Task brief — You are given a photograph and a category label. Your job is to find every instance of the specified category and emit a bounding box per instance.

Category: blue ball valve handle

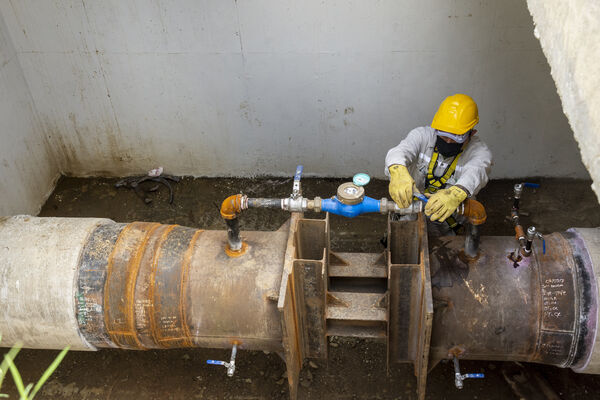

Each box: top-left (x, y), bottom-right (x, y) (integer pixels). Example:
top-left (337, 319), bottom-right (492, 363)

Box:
top-left (294, 165), bottom-right (303, 182)
top-left (463, 373), bottom-right (484, 379)
top-left (292, 165), bottom-right (303, 198)
top-left (413, 193), bottom-right (429, 204)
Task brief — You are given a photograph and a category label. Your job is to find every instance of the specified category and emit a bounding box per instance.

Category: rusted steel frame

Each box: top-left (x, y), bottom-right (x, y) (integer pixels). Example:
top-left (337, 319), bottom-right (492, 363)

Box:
top-left (415, 213), bottom-right (433, 400)
top-left (293, 217), bottom-right (328, 358)
top-left (278, 213), bottom-right (330, 399)
top-left (292, 257), bottom-right (328, 358)
top-left (385, 212), bottom-right (433, 400)
top-left (278, 213), bottom-right (303, 400)
top-left (387, 215), bottom-right (420, 364)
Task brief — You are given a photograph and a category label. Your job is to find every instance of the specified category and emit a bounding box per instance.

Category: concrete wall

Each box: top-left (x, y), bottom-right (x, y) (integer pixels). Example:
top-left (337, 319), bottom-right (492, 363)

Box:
top-left (527, 0), bottom-right (600, 200)
top-left (0, 12), bottom-right (58, 215)
top-left (0, 0), bottom-right (590, 179)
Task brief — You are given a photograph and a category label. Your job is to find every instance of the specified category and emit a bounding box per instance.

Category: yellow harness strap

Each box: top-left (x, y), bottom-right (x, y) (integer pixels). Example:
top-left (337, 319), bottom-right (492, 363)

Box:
top-left (424, 149), bottom-right (463, 194)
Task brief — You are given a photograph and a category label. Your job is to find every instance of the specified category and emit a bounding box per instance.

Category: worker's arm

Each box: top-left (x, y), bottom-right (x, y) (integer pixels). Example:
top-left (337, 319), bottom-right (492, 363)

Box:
top-left (454, 139), bottom-right (493, 197)
top-left (384, 127), bottom-right (429, 177)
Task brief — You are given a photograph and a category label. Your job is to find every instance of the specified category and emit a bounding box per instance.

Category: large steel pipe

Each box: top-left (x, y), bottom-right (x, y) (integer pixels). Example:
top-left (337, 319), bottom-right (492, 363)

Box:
top-left (429, 228), bottom-right (600, 373)
top-left (2, 214), bottom-right (600, 388)
top-left (0, 216), bottom-right (286, 352)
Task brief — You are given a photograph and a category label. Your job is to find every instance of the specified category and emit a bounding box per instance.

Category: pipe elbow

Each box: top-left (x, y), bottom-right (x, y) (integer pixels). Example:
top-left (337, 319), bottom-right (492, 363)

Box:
top-left (461, 199), bottom-right (487, 225)
top-left (220, 194), bottom-right (245, 220)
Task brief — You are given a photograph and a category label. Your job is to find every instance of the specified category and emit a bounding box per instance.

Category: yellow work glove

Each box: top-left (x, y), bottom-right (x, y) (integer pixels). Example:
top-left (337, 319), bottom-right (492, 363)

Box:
top-left (425, 186), bottom-right (467, 222)
top-left (388, 164), bottom-right (414, 208)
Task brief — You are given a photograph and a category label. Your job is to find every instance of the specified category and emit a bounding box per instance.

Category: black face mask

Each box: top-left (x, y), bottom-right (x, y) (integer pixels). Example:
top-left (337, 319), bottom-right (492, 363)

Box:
top-left (435, 136), bottom-right (463, 157)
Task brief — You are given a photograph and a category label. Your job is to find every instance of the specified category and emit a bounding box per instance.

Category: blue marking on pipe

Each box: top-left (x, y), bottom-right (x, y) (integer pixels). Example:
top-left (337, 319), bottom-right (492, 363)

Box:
top-left (207, 360), bottom-right (226, 366)
top-left (464, 373), bottom-right (484, 379)
top-left (294, 165), bottom-right (303, 181)
top-left (321, 196), bottom-right (381, 218)
top-left (523, 182), bottom-right (540, 188)
top-left (542, 239), bottom-right (546, 254)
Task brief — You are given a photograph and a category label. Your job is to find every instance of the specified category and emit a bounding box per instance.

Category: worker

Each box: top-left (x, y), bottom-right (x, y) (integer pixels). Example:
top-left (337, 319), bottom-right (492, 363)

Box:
top-left (385, 94), bottom-right (492, 235)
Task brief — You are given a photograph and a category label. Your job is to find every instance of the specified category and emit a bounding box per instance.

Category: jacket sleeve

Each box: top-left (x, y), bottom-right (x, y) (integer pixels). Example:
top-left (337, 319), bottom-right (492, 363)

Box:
top-left (384, 128), bottom-right (426, 177)
top-left (454, 141), bottom-right (493, 196)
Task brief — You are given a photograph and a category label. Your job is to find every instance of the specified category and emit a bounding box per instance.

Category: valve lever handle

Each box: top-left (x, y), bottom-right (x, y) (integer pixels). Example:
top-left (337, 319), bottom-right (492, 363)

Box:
top-left (453, 356), bottom-right (484, 389)
top-left (206, 343), bottom-right (238, 377)
top-left (292, 165), bottom-right (303, 199)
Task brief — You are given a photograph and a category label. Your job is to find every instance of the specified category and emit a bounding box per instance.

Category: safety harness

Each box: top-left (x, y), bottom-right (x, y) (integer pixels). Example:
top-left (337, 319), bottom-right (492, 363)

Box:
top-left (424, 148), bottom-right (463, 231)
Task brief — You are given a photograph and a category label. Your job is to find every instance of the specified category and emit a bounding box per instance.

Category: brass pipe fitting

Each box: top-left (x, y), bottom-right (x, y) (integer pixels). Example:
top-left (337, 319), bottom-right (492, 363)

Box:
top-left (460, 199), bottom-right (487, 225)
top-left (220, 194), bottom-right (245, 220)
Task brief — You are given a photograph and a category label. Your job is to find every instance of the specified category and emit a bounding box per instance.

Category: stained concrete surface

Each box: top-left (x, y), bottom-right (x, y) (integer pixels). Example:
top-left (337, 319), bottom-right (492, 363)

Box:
top-left (2, 176), bottom-right (600, 399)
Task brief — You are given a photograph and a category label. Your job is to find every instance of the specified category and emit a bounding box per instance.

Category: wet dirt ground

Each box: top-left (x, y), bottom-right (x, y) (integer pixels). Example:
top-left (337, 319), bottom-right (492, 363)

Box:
top-left (3, 176), bottom-right (600, 399)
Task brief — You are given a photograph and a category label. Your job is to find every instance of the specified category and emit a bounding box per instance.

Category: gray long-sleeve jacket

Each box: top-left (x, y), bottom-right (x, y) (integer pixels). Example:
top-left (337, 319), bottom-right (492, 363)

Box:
top-left (384, 126), bottom-right (492, 196)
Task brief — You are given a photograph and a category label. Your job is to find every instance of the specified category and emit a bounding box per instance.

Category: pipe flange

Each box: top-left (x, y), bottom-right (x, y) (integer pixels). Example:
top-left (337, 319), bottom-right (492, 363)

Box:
top-left (314, 197), bottom-right (322, 212)
top-left (337, 182), bottom-right (364, 205)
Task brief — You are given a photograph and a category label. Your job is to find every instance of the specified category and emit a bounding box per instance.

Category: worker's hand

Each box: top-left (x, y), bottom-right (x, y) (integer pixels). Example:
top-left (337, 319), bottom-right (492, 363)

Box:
top-left (388, 164), bottom-right (414, 208)
top-left (425, 186), bottom-right (467, 222)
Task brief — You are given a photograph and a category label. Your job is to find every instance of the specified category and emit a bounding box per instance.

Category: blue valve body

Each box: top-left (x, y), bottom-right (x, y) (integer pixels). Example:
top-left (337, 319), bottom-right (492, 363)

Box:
top-left (523, 182), bottom-right (540, 188)
top-left (321, 196), bottom-right (381, 218)
top-left (207, 360), bottom-right (226, 366)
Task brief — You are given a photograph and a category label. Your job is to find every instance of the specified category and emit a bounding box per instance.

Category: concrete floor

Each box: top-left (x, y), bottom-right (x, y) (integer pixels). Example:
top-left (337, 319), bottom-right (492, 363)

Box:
top-left (2, 176), bottom-right (600, 399)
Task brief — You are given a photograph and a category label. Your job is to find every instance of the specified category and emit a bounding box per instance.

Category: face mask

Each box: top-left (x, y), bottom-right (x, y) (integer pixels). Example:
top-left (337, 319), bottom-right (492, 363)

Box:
top-left (435, 136), bottom-right (463, 157)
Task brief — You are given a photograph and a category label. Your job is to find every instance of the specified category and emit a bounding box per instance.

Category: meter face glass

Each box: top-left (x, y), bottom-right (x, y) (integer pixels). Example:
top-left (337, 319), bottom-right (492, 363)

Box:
top-left (353, 173), bottom-right (370, 186)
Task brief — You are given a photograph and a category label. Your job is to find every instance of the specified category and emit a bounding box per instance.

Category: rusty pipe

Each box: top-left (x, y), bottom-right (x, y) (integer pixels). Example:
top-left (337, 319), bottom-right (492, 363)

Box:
top-left (429, 228), bottom-right (599, 373)
top-left (220, 195), bottom-right (248, 256)
top-left (460, 199), bottom-right (487, 226)
top-left (0, 216), bottom-right (286, 353)
top-left (220, 194), bottom-right (245, 220)
top-left (3, 215), bottom-right (600, 387)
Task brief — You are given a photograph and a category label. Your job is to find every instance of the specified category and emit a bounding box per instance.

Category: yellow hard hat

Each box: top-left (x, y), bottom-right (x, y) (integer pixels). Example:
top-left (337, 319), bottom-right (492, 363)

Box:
top-left (431, 94), bottom-right (479, 135)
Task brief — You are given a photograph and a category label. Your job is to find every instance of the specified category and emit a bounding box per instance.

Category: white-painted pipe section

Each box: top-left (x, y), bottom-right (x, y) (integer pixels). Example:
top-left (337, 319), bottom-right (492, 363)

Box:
top-left (0, 216), bottom-right (110, 350)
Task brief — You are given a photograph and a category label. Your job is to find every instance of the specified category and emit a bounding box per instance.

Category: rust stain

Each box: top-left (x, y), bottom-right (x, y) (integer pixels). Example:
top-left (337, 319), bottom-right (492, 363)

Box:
top-left (103, 223), bottom-right (131, 347)
top-left (148, 225), bottom-right (178, 347)
top-left (225, 241), bottom-right (248, 257)
top-left (179, 229), bottom-right (204, 347)
top-left (124, 222), bottom-right (161, 348)
top-left (104, 222), bottom-right (161, 349)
